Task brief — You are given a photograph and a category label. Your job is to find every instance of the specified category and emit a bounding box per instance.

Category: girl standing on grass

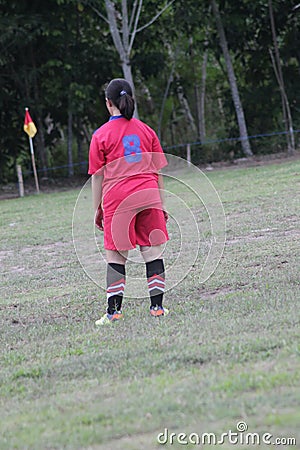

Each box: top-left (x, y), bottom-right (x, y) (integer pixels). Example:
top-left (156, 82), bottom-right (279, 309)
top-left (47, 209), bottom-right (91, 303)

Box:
top-left (88, 78), bottom-right (169, 326)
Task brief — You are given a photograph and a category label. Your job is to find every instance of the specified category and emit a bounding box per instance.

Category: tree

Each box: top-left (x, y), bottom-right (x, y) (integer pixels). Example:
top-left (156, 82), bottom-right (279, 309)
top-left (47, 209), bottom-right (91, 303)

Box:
top-left (1, 0), bottom-right (299, 182)
top-left (91, 0), bottom-right (174, 118)
top-left (268, 0), bottom-right (295, 154)
top-left (0, 0), bottom-right (113, 181)
top-left (198, 46), bottom-right (208, 143)
top-left (211, 0), bottom-right (253, 157)
top-left (0, 2), bottom-right (50, 171)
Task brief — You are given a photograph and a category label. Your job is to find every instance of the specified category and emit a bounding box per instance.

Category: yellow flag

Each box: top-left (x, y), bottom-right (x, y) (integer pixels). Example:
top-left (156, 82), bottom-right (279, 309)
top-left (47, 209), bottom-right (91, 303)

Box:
top-left (24, 108), bottom-right (37, 138)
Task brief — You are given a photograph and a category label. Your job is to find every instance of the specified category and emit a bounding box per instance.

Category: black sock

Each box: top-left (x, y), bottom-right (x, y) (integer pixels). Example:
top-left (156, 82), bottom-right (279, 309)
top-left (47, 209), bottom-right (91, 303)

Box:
top-left (146, 259), bottom-right (165, 308)
top-left (106, 263), bottom-right (126, 314)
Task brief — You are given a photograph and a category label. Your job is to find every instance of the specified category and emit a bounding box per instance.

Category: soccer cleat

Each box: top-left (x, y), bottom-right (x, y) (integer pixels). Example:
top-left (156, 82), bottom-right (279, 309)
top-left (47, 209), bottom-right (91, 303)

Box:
top-left (95, 311), bottom-right (123, 326)
top-left (150, 306), bottom-right (169, 317)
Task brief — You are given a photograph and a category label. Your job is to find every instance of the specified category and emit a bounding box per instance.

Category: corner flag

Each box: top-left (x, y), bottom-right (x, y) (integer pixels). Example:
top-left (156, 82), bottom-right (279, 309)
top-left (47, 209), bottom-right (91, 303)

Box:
top-left (24, 108), bottom-right (37, 138)
top-left (23, 107), bottom-right (40, 193)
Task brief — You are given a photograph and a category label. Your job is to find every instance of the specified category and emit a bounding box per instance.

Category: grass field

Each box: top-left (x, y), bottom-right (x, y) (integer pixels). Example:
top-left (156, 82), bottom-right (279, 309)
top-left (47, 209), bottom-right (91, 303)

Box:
top-left (0, 158), bottom-right (299, 450)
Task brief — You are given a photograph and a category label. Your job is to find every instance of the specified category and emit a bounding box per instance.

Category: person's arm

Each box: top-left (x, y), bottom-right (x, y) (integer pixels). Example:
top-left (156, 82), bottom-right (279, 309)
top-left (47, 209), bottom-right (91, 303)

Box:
top-left (92, 174), bottom-right (103, 211)
top-left (92, 174), bottom-right (104, 230)
top-left (158, 173), bottom-right (168, 221)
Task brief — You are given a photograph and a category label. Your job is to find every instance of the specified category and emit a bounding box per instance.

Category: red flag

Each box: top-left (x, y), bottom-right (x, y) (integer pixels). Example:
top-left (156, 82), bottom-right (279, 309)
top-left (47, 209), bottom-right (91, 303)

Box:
top-left (24, 108), bottom-right (37, 138)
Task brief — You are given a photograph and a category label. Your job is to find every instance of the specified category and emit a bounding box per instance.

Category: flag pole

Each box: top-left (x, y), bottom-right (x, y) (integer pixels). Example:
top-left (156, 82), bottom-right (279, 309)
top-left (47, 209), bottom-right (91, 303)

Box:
top-left (28, 134), bottom-right (40, 194)
top-left (24, 107), bottom-right (40, 194)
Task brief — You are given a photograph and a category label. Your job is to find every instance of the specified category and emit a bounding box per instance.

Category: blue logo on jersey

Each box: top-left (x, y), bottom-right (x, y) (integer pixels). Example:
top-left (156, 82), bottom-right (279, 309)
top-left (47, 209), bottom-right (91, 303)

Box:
top-left (123, 134), bottom-right (142, 163)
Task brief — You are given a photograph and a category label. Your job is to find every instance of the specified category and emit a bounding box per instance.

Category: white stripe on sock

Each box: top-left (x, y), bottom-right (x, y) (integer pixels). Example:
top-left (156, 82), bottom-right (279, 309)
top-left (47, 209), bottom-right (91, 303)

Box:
top-left (148, 279), bottom-right (165, 287)
top-left (107, 282), bottom-right (125, 292)
top-left (148, 285), bottom-right (165, 293)
top-left (107, 290), bottom-right (124, 299)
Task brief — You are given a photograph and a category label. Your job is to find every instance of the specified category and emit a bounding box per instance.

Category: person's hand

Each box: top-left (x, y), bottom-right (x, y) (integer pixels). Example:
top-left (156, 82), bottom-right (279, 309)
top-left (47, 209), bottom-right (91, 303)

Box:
top-left (163, 210), bottom-right (169, 222)
top-left (95, 205), bottom-right (104, 231)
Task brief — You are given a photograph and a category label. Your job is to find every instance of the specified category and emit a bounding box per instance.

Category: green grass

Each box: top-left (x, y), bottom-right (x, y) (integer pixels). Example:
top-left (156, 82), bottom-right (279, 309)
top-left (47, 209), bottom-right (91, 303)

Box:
top-left (0, 159), bottom-right (299, 450)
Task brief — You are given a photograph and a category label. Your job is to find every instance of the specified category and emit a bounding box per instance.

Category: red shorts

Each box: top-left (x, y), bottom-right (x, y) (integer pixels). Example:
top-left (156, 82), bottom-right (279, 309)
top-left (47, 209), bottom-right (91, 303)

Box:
top-left (103, 208), bottom-right (169, 251)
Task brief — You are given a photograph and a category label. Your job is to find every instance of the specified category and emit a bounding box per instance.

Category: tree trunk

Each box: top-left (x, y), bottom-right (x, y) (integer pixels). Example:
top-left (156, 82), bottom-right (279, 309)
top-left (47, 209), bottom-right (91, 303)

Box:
top-left (268, 0), bottom-right (295, 154)
top-left (104, 0), bottom-right (173, 121)
top-left (105, 0), bottom-right (139, 118)
top-left (171, 108), bottom-right (176, 147)
top-left (121, 59), bottom-right (139, 119)
top-left (67, 109), bottom-right (74, 177)
top-left (216, 83), bottom-right (225, 123)
top-left (34, 115), bottom-right (47, 174)
top-left (158, 68), bottom-right (174, 141)
top-left (189, 34), bottom-right (207, 144)
top-left (31, 45), bottom-right (48, 170)
top-left (76, 116), bottom-right (85, 174)
top-left (211, 0), bottom-right (253, 157)
top-left (136, 69), bottom-right (154, 112)
top-left (176, 74), bottom-right (197, 138)
top-left (198, 48), bottom-right (208, 142)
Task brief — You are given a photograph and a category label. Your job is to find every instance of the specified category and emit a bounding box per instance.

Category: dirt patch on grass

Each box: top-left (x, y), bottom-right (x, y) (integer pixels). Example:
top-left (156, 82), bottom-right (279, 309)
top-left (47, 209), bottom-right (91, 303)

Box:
top-left (20, 241), bottom-right (71, 253)
top-left (0, 249), bottom-right (14, 260)
top-left (201, 150), bottom-right (300, 171)
top-left (226, 228), bottom-right (299, 245)
top-left (0, 175), bottom-right (88, 200)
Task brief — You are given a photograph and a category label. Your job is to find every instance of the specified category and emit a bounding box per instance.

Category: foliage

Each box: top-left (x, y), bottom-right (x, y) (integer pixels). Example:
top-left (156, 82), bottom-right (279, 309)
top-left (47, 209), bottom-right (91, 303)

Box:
top-left (0, 0), bottom-right (299, 182)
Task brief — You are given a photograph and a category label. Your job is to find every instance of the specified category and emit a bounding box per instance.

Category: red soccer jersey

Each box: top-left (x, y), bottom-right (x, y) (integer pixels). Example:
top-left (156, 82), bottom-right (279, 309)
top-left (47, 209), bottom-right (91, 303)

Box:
top-left (88, 116), bottom-right (168, 216)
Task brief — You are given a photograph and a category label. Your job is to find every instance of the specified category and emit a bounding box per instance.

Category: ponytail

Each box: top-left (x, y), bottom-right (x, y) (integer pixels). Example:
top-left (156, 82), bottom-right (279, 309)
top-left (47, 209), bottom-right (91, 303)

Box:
top-left (118, 94), bottom-right (135, 120)
top-left (105, 78), bottom-right (135, 120)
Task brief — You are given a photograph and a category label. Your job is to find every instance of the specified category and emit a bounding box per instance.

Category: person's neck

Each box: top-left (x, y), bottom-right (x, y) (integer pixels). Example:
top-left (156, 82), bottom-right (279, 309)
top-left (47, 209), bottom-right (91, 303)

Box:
top-left (111, 107), bottom-right (121, 116)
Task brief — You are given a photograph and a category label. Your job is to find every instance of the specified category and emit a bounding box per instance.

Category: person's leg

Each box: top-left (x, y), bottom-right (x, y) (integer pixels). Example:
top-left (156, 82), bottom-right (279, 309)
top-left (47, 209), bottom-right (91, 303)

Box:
top-left (135, 208), bottom-right (168, 316)
top-left (96, 208), bottom-right (135, 325)
top-left (140, 245), bottom-right (166, 313)
top-left (106, 250), bottom-right (128, 265)
top-left (105, 250), bottom-right (128, 315)
top-left (140, 244), bottom-right (164, 263)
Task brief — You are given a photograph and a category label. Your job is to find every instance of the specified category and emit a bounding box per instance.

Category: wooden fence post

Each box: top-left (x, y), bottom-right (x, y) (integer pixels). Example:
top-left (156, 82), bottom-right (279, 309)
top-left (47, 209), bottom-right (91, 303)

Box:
top-left (187, 143), bottom-right (191, 166)
top-left (16, 164), bottom-right (24, 197)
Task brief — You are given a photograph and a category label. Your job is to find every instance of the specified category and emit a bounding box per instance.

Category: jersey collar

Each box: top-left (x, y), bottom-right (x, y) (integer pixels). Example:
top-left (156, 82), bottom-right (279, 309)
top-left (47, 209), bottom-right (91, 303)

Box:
top-left (109, 115), bottom-right (124, 121)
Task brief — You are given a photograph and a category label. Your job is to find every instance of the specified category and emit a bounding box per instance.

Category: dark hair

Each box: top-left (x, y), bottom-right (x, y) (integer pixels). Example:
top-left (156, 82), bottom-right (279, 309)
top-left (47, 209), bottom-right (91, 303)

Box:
top-left (105, 78), bottom-right (135, 120)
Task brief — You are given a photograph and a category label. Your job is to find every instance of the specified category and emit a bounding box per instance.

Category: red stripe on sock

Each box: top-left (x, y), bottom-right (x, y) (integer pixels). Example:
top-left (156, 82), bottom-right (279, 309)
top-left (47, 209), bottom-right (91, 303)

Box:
top-left (147, 274), bottom-right (165, 283)
top-left (107, 287), bottom-right (125, 294)
top-left (109, 278), bottom-right (125, 287)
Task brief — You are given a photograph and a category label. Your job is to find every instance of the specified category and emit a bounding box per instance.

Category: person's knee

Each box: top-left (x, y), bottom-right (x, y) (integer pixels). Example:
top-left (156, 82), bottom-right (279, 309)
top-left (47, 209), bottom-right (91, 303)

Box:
top-left (140, 245), bottom-right (163, 262)
top-left (106, 250), bottom-right (128, 264)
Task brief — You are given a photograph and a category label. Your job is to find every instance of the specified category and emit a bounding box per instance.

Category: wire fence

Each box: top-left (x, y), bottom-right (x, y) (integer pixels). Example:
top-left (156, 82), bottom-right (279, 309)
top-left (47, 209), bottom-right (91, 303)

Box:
top-left (164, 129), bottom-right (300, 151)
top-left (24, 128), bottom-right (299, 177)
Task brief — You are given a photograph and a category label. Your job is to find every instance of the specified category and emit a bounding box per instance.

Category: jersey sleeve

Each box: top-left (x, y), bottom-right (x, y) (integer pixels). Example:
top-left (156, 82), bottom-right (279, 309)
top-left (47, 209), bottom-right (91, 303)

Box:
top-left (88, 132), bottom-right (105, 175)
top-left (151, 130), bottom-right (168, 171)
